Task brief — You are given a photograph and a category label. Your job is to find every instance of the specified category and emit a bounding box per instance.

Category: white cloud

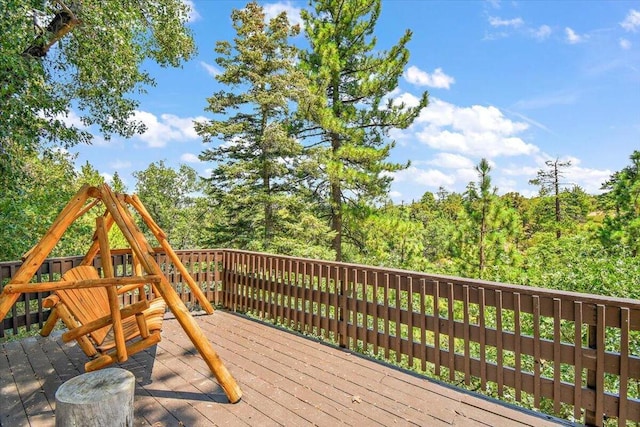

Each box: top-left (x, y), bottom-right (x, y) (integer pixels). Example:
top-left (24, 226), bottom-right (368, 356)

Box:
top-left (101, 172), bottom-right (113, 183)
top-left (389, 190), bottom-right (403, 200)
top-left (621, 9), bottom-right (640, 32)
top-left (565, 27), bottom-right (586, 44)
top-left (620, 38), bottom-right (632, 50)
top-left (263, 1), bottom-right (303, 27)
top-left (405, 66), bottom-right (455, 89)
top-left (109, 160), bottom-right (131, 169)
top-left (182, 0), bottom-right (201, 23)
top-left (52, 109), bottom-right (86, 129)
top-left (391, 92), bottom-right (421, 108)
top-left (502, 164), bottom-right (539, 177)
top-left (180, 153), bottom-right (201, 163)
top-left (393, 166), bottom-right (456, 188)
top-left (408, 98), bottom-right (538, 158)
top-left (200, 61), bottom-right (221, 77)
top-left (456, 167), bottom-right (481, 185)
top-left (133, 111), bottom-right (207, 148)
top-left (489, 16), bottom-right (524, 28)
top-left (426, 153), bottom-right (475, 169)
top-left (531, 25), bottom-right (552, 41)
top-left (566, 166), bottom-right (612, 194)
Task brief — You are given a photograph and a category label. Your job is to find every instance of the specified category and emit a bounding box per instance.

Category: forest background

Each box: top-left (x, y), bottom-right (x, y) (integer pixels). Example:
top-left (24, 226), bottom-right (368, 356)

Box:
top-left (1, 0), bottom-right (639, 301)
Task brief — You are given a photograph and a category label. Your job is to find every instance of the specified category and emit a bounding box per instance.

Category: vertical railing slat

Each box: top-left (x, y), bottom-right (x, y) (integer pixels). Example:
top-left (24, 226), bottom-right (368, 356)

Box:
top-left (322, 264), bottom-right (330, 339)
top-left (533, 295), bottom-right (541, 408)
top-left (553, 298), bottom-right (562, 414)
top-left (479, 287), bottom-right (486, 391)
top-left (574, 301), bottom-right (583, 423)
top-left (595, 304), bottom-right (605, 426)
top-left (433, 280), bottom-right (441, 377)
top-left (394, 274), bottom-right (401, 363)
top-left (463, 285), bottom-right (470, 386)
top-left (420, 278), bottom-right (427, 372)
top-left (514, 292), bottom-right (522, 402)
top-left (447, 282), bottom-right (455, 381)
top-left (619, 307), bottom-right (629, 427)
top-left (383, 273), bottom-right (390, 359)
top-left (407, 277), bottom-right (414, 369)
top-left (373, 272), bottom-right (380, 356)
top-left (496, 289), bottom-right (503, 397)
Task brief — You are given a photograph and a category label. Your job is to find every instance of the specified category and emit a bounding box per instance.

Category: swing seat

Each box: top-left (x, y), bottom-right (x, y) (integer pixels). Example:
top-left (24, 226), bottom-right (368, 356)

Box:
top-left (41, 265), bottom-right (166, 371)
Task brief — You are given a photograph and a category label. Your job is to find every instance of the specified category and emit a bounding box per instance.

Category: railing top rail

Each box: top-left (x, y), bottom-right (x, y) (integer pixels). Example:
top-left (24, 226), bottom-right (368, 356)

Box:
top-left (221, 248), bottom-right (640, 310)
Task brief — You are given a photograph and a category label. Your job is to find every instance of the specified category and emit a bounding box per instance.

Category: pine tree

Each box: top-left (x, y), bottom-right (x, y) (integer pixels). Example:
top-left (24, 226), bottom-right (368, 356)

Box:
top-left (110, 172), bottom-right (127, 193)
top-left (529, 158), bottom-right (572, 238)
top-left (299, 0), bottom-right (428, 261)
top-left (599, 150), bottom-right (640, 256)
top-left (455, 159), bottom-right (521, 280)
top-left (195, 1), bottom-right (307, 250)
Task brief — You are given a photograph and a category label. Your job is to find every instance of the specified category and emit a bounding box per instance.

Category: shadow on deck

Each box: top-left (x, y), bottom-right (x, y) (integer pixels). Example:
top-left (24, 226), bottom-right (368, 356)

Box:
top-left (0, 310), bottom-right (568, 426)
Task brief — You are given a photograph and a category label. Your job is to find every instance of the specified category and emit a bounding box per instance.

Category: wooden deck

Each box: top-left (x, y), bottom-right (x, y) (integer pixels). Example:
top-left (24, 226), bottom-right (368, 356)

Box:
top-left (1, 310), bottom-right (568, 426)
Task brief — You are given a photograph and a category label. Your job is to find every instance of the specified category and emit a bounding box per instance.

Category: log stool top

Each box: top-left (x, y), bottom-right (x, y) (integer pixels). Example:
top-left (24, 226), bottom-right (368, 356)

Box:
top-left (55, 368), bottom-right (135, 427)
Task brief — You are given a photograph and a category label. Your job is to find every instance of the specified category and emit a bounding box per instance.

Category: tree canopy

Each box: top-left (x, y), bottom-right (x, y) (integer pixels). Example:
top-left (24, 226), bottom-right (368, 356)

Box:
top-left (1, 0), bottom-right (195, 189)
top-left (195, 1), bottom-right (308, 251)
top-left (298, 0), bottom-right (428, 261)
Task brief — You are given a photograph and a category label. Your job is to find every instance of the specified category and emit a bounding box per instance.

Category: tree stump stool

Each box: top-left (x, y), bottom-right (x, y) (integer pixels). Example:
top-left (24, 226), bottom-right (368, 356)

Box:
top-left (55, 368), bottom-right (135, 427)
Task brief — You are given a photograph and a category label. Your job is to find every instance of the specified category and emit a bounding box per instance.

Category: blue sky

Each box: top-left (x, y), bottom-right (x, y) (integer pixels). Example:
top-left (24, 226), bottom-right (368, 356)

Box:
top-left (68, 0), bottom-right (640, 202)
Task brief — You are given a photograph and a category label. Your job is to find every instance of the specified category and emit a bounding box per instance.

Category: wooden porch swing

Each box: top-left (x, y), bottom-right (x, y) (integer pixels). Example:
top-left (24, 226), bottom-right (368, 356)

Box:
top-left (0, 184), bottom-right (242, 403)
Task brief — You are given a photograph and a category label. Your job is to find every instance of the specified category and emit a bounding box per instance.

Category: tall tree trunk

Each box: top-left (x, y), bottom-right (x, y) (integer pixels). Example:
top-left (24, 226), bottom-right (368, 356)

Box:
top-left (331, 132), bottom-right (342, 261)
top-left (479, 201), bottom-right (487, 279)
top-left (554, 162), bottom-right (561, 239)
top-left (330, 70), bottom-right (343, 262)
top-left (261, 110), bottom-right (273, 248)
top-left (331, 180), bottom-right (342, 261)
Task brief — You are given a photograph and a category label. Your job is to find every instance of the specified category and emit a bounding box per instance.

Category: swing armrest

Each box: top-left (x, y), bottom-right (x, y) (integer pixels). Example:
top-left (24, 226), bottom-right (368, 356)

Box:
top-left (62, 299), bottom-right (150, 343)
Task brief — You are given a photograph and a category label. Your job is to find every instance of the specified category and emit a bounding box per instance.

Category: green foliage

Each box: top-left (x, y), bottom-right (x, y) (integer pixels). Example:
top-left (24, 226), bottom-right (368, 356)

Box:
top-left (523, 233), bottom-right (640, 298)
top-left (452, 159), bottom-right (522, 280)
top-left (598, 150), bottom-right (640, 256)
top-left (0, 149), bottom-right (103, 261)
top-left (196, 1), bottom-right (309, 251)
top-left (352, 205), bottom-right (431, 272)
top-left (1, 0), bottom-right (195, 189)
top-left (529, 158), bottom-right (572, 238)
top-left (133, 161), bottom-right (205, 249)
top-left (299, 0), bottom-right (428, 260)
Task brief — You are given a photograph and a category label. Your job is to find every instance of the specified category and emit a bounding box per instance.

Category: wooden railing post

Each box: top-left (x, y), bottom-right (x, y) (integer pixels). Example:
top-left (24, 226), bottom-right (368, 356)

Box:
top-left (338, 270), bottom-right (347, 348)
top-left (585, 323), bottom-right (597, 426)
top-left (585, 305), bottom-right (605, 427)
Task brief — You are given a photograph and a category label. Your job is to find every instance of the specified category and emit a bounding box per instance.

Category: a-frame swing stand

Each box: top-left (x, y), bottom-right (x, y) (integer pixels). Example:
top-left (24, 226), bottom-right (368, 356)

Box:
top-left (0, 184), bottom-right (242, 403)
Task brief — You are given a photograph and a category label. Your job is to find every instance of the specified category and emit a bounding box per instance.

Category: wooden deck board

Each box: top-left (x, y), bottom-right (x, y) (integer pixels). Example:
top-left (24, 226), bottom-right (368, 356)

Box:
top-left (0, 310), bottom-right (568, 426)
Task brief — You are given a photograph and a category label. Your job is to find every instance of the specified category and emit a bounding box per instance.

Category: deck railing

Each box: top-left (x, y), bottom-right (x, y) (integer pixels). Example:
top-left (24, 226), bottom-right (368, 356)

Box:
top-left (0, 250), bottom-right (225, 336)
top-left (1, 248), bottom-right (638, 426)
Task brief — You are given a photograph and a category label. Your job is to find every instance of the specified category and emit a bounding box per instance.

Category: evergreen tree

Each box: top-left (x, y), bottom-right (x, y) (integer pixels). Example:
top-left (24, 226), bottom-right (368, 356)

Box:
top-left (529, 158), bottom-right (572, 238)
top-left (195, 1), bottom-right (308, 250)
top-left (454, 159), bottom-right (521, 280)
top-left (110, 171), bottom-right (128, 193)
top-left (599, 150), bottom-right (640, 255)
top-left (77, 161), bottom-right (104, 186)
top-left (299, 0), bottom-right (428, 261)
